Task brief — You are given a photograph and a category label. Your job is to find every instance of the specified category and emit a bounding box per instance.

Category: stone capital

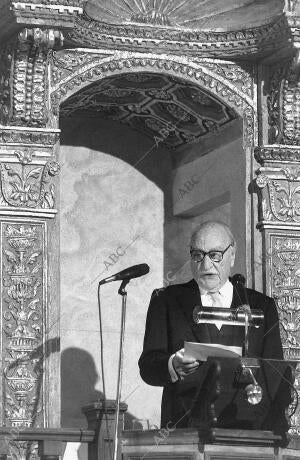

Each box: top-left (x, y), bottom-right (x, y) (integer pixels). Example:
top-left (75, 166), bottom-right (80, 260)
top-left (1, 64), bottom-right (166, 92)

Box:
top-left (0, 0), bottom-right (84, 44)
top-left (0, 127), bottom-right (60, 218)
top-left (256, 161), bottom-right (300, 227)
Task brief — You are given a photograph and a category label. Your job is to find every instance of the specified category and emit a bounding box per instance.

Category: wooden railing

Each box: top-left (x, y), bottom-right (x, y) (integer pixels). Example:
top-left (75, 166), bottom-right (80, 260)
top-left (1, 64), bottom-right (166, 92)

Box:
top-left (0, 399), bottom-right (127, 460)
top-left (0, 427), bottom-right (95, 459)
top-left (0, 399), bottom-right (299, 460)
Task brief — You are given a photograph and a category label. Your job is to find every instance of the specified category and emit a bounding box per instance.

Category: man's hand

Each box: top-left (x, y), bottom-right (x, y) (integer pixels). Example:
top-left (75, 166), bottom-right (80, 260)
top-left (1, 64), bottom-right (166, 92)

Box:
top-left (172, 348), bottom-right (200, 380)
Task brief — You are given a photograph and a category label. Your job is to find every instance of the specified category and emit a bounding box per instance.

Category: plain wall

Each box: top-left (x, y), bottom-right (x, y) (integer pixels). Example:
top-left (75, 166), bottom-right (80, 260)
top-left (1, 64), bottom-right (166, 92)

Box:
top-left (172, 123), bottom-right (246, 277)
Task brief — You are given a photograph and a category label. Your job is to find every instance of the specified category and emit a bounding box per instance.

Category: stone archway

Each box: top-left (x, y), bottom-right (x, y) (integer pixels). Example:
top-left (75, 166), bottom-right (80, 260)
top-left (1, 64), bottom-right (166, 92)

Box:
top-left (50, 48), bottom-right (256, 279)
top-left (55, 55), bottom-right (252, 429)
top-left (50, 51), bottom-right (255, 133)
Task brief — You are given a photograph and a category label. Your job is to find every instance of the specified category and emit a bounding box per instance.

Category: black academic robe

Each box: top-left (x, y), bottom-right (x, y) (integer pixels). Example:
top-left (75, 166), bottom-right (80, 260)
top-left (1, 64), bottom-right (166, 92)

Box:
top-left (138, 279), bottom-right (283, 429)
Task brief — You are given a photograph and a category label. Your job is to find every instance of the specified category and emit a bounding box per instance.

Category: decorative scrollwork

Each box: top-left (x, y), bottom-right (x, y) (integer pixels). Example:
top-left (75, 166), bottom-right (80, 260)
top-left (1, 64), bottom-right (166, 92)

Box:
top-left (255, 146), bottom-right (300, 165)
top-left (2, 223), bottom-right (45, 428)
top-left (0, 43), bottom-right (13, 125)
top-left (0, 153), bottom-right (60, 209)
top-left (51, 53), bottom-right (252, 114)
top-left (0, 128), bottom-right (60, 146)
top-left (0, 28), bottom-right (65, 128)
top-left (266, 233), bottom-right (300, 434)
top-left (256, 167), bottom-right (300, 223)
top-left (67, 13), bottom-right (291, 60)
top-left (267, 59), bottom-right (300, 145)
top-left (197, 61), bottom-right (253, 98)
top-left (54, 53), bottom-right (256, 148)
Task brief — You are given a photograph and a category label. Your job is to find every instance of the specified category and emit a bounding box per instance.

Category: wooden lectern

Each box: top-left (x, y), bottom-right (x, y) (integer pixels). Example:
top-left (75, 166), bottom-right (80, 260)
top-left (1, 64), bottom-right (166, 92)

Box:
top-left (121, 357), bottom-right (297, 460)
top-left (121, 297), bottom-right (298, 460)
top-left (187, 357), bottom-right (294, 437)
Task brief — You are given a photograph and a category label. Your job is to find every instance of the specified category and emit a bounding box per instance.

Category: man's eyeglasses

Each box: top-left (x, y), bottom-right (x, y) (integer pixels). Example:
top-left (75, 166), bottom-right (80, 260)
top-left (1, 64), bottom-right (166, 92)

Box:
top-left (190, 243), bottom-right (233, 263)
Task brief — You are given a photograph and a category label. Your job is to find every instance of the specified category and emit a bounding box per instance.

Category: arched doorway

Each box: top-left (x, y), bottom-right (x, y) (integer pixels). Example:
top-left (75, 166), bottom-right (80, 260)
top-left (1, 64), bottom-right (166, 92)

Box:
top-left (56, 67), bottom-right (249, 431)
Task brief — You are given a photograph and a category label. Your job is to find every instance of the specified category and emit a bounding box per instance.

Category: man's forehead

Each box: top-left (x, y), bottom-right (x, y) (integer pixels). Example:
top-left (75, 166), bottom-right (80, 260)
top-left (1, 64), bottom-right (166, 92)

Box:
top-left (191, 226), bottom-right (229, 247)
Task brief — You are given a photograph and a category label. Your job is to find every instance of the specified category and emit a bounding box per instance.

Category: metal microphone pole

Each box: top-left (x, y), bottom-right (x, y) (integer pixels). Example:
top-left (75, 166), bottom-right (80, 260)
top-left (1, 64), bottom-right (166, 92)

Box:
top-left (113, 278), bottom-right (129, 460)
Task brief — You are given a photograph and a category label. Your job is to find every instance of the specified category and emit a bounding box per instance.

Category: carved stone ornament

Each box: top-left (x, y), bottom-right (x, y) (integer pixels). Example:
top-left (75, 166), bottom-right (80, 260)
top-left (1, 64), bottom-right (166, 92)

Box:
top-left (59, 68), bottom-right (239, 149)
top-left (87, 0), bottom-right (279, 30)
top-left (255, 145), bottom-right (300, 165)
top-left (2, 222), bottom-right (45, 456)
top-left (0, 28), bottom-right (64, 128)
top-left (267, 59), bottom-right (300, 145)
top-left (0, 151), bottom-right (60, 211)
top-left (66, 10), bottom-right (293, 60)
top-left (256, 166), bottom-right (300, 223)
top-left (0, 43), bottom-right (14, 123)
top-left (0, 0), bottom-right (84, 44)
top-left (0, 128), bottom-right (60, 147)
top-left (50, 49), bottom-right (107, 86)
top-left (193, 60), bottom-right (254, 99)
top-left (51, 52), bottom-right (254, 111)
top-left (285, 0), bottom-right (299, 13)
top-left (50, 51), bottom-right (254, 146)
top-left (267, 233), bottom-right (300, 433)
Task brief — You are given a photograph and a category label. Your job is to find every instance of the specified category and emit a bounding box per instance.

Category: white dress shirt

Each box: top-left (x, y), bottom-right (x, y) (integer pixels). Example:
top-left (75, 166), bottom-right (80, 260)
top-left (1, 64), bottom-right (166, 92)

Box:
top-left (200, 279), bottom-right (233, 329)
top-left (168, 279), bottom-right (234, 383)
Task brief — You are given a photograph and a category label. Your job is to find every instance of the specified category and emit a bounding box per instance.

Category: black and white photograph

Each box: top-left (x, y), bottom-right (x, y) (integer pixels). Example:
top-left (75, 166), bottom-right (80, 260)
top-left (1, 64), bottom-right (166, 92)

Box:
top-left (0, 1), bottom-right (299, 459)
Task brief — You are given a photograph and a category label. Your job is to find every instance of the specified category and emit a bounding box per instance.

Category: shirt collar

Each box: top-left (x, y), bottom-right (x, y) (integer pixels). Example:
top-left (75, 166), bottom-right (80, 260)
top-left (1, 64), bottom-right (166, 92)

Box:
top-left (199, 279), bottom-right (232, 296)
top-left (219, 279), bottom-right (233, 298)
top-left (200, 279), bottom-right (233, 309)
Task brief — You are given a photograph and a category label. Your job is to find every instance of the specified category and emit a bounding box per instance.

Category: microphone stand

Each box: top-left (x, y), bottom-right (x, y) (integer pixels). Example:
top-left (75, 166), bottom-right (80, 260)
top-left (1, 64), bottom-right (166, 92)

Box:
top-left (113, 278), bottom-right (129, 460)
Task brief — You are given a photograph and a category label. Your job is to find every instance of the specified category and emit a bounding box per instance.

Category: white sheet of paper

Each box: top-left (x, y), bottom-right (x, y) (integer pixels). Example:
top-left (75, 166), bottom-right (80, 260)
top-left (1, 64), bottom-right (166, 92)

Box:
top-left (184, 341), bottom-right (242, 361)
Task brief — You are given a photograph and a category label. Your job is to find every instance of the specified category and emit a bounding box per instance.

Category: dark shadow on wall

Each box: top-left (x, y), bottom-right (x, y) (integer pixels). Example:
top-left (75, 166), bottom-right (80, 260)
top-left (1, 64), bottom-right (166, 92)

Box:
top-left (61, 347), bottom-right (136, 429)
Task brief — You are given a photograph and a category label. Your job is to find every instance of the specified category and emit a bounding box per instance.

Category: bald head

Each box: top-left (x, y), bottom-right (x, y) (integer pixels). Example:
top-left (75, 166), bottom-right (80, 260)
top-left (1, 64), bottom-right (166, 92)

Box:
top-left (190, 221), bottom-right (236, 292)
top-left (190, 221), bottom-right (236, 249)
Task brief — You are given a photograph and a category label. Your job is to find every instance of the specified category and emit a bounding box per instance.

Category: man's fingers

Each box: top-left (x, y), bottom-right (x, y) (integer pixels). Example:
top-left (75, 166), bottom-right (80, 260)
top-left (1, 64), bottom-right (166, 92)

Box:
top-left (178, 365), bottom-right (200, 379)
top-left (183, 362), bottom-right (199, 370)
top-left (175, 355), bottom-right (197, 364)
top-left (173, 349), bottom-right (200, 375)
top-left (176, 361), bottom-right (200, 376)
top-left (184, 366), bottom-right (199, 375)
top-left (182, 356), bottom-right (197, 364)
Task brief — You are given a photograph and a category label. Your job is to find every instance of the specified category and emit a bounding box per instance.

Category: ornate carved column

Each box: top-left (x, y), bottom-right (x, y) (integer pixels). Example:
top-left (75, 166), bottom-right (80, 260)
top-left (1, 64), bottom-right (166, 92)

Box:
top-left (0, 2), bottom-right (83, 457)
top-left (0, 127), bottom-right (61, 458)
top-left (256, 49), bottom-right (300, 432)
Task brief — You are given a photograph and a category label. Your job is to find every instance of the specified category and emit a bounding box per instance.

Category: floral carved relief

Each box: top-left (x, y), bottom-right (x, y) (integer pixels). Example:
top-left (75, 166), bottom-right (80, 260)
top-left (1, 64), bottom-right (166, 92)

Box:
top-left (267, 59), bottom-right (300, 145)
top-left (50, 49), bottom-right (109, 85)
top-left (0, 150), bottom-right (60, 210)
top-left (256, 167), bottom-right (300, 223)
top-left (1, 223), bottom-right (46, 459)
top-left (268, 234), bottom-right (300, 433)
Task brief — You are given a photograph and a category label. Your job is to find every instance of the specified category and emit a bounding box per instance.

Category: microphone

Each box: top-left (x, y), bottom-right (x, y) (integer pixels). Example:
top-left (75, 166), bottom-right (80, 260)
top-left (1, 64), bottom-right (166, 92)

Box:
top-left (98, 263), bottom-right (150, 286)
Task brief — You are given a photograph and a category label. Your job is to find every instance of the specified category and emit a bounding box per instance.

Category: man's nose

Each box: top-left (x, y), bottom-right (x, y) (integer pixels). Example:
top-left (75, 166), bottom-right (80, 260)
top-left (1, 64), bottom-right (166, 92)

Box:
top-left (201, 254), bottom-right (213, 270)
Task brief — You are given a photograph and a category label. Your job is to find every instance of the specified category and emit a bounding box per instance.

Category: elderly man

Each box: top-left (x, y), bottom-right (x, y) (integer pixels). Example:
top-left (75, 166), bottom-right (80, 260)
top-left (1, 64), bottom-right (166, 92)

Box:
top-left (138, 221), bottom-right (283, 429)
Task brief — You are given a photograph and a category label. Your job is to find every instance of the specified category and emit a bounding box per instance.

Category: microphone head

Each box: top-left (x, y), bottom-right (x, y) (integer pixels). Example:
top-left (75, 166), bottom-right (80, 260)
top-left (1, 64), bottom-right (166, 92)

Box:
top-left (135, 263), bottom-right (150, 276)
top-left (99, 263), bottom-right (150, 285)
top-left (121, 263), bottom-right (150, 281)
